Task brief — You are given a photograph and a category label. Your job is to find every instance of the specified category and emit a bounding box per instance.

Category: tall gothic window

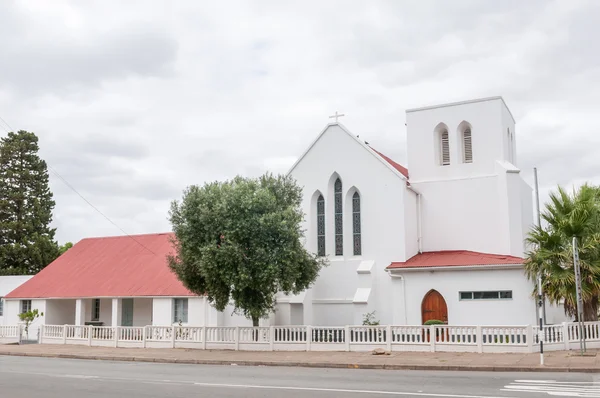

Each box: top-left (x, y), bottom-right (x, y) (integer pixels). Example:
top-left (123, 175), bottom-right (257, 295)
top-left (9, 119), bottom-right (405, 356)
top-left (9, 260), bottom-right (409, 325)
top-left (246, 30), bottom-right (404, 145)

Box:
top-left (317, 194), bottom-right (325, 256)
top-left (334, 178), bottom-right (343, 255)
top-left (463, 128), bottom-right (472, 163)
top-left (352, 192), bottom-right (361, 255)
top-left (440, 130), bottom-right (450, 165)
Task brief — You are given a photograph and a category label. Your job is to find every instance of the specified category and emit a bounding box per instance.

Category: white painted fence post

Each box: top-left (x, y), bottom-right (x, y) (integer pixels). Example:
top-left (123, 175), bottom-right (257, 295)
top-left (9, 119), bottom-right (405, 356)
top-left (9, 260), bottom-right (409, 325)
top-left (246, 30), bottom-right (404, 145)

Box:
top-left (344, 325), bottom-right (350, 352)
top-left (62, 325), bottom-right (67, 345)
top-left (38, 326), bottom-right (43, 344)
top-left (386, 325), bottom-right (392, 352)
top-left (269, 326), bottom-right (275, 351)
top-left (235, 326), bottom-right (240, 351)
top-left (171, 326), bottom-right (176, 348)
top-left (476, 325), bottom-right (483, 353)
top-left (563, 322), bottom-right (570, 350)
top-left (88, 325), bottom-right (92, 346)
top-left (114, 326), bottom-right (119, 348)
top-left (526, 325), bottom-right (534, 353)
top-left (430, 325), bottom-right (436, 352)
top-left (142, 326), bottom-right (147, 348)
top-left (306, 326), bottom-right (312, 351)
top-left (201, 327), bottom-right (207, 350)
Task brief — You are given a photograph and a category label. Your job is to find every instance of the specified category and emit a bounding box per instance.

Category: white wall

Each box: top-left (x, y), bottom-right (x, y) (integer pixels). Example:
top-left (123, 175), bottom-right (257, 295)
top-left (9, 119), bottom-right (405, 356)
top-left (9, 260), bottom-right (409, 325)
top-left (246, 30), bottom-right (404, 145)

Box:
top-left (2, 299), bottom-right (46, 339)
top-left (187, 297), bottom-right (206, 326)
top-left (412, 176), bottom-right (511, 254)
top-left (400, 267), bottom-right (538, 325)
top-left (133, 298), bottom-right (153, 326)
top-left (313, 303), bottom-right (353, 326)
top-left (45, 300), bottom-right (76, 325)
top-left (152, 298), bottom-right (173, 326)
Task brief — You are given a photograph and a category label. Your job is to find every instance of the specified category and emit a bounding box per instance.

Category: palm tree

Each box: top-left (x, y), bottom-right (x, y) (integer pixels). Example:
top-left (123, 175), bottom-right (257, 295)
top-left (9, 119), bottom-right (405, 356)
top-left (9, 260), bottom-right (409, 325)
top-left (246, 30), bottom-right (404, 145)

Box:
top-left (524, 184), bottom-right (600, 321)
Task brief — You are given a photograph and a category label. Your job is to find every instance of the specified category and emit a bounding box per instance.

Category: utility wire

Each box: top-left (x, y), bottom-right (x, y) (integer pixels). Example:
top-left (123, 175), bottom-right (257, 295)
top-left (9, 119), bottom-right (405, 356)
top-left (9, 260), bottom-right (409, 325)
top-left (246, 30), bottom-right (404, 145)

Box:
top-left (0, 115), bottom-right (158, 256)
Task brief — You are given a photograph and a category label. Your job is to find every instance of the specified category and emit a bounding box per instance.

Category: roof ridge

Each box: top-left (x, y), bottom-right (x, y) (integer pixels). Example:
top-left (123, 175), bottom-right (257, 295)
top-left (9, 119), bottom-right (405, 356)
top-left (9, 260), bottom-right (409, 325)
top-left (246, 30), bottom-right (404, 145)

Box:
top-left (80, 231), bottom-right (174, 241)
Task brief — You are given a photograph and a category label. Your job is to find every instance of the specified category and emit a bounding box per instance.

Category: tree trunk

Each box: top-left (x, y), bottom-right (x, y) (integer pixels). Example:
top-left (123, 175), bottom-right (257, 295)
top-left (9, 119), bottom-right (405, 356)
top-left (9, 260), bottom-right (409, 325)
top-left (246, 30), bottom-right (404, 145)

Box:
top-left (583, 296), bottom-right (599, 322)
top-left (251, 316), bottom-right (259, 342)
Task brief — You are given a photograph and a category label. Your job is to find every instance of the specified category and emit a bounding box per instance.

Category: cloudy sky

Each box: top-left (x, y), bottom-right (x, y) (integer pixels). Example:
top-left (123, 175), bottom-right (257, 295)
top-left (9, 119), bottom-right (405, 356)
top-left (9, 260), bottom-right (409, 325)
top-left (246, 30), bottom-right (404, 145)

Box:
top-left (1, 0), bottom-right (598, 244)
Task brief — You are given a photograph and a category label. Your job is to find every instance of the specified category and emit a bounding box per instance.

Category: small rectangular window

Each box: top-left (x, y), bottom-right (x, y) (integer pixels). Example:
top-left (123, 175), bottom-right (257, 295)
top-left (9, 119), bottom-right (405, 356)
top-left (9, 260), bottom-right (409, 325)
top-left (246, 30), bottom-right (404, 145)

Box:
top-left (20, 300), bottom-right (31, 313)
top-left (459, 291), bottom-right (512, 300)
top-left (92, 299), bottom-right (101, 321)
top-left (0, 298), bottom-right (3, 316)
top-left (459, 292), bottom-right (472, 300)
top-left (173, 298), bottom-right (188, 323)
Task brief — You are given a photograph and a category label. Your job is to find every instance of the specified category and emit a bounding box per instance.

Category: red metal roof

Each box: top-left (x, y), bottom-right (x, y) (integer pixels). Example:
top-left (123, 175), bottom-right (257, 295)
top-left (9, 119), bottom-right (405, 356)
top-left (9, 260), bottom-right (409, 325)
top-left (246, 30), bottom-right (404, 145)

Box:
top-left (387, 250), bottom-right (524, 270)
top-left (5, 232), bottom-right (196, 299)
top-left (370, 147), bottom-right (409, 179)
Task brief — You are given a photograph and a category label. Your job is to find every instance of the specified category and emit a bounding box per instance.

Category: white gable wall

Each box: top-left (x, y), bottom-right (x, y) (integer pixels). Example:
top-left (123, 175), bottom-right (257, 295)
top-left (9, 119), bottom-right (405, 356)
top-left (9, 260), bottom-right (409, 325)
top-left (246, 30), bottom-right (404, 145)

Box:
top-left (289, 124), bottom-right (411, 325)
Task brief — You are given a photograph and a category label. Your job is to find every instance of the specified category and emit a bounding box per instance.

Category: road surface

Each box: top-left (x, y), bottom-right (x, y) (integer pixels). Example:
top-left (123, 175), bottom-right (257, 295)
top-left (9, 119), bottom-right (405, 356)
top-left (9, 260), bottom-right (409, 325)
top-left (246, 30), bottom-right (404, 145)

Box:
top-left (0, 355), bottom-right (599, 397)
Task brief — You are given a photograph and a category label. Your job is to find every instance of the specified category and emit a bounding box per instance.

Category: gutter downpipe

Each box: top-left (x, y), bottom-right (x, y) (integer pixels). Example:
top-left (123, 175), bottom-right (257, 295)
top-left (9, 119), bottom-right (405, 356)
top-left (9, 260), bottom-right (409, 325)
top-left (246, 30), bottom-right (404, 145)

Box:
top-left (386, 270), bottom-right (409, 325)
top-left (407, 185), bottom-right (422, 253)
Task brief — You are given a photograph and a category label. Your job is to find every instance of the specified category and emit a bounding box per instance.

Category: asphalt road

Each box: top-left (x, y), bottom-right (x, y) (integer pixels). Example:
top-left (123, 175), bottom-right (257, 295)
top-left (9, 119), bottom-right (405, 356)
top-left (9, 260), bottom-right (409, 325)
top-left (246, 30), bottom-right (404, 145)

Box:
top-left (0, 355), bottom-right (599, 397)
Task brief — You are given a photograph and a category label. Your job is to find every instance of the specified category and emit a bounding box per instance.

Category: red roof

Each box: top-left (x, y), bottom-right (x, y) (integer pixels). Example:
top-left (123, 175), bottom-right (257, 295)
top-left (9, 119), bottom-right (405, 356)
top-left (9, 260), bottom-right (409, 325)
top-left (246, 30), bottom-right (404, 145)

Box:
top-left (5, 233), bottom-right (196, 299)
top-left (370, 147), bottom-right (409, 179)
top-left (387, 250), bottom-right (524, 270)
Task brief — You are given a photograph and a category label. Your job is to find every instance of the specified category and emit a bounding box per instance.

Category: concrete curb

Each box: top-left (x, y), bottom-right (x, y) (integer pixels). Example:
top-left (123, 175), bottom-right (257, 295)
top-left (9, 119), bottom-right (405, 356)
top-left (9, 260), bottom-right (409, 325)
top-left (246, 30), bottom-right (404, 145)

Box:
top-left (1, 351), bottom-right (598, 373)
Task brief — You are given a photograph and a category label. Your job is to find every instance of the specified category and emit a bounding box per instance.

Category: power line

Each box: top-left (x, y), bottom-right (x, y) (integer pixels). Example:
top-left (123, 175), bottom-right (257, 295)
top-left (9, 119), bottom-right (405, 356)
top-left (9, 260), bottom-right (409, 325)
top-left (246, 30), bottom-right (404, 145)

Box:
top-left (0, 115), bottom-right (158, 256)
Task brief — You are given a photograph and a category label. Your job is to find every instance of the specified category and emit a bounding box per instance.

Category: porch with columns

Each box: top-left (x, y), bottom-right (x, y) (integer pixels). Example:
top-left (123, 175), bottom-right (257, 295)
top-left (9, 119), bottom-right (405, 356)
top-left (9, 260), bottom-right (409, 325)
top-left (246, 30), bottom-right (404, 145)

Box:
top-left (73, 298), bottom-right (153, 327)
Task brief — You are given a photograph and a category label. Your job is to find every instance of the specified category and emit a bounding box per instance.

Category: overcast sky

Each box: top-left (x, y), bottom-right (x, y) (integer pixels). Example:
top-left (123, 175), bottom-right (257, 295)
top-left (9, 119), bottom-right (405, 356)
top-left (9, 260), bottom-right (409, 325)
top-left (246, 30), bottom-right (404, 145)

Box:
top-left (1, 0), bottom-right (598, 244)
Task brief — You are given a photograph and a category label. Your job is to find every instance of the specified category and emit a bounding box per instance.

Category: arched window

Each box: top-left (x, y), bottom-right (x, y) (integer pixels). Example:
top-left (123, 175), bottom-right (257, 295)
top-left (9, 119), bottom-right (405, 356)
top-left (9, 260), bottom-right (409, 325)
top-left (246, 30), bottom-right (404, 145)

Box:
top-left (334, 178), bottom-right (343, 255)
top-left (317, 194), bottom-right (325, 256)
top-left (463, 128), bottom-right (472, 163)
top-left (440, 130), bottom-right (450, 166)
top-left (352, 192), bottom-right (361, 255)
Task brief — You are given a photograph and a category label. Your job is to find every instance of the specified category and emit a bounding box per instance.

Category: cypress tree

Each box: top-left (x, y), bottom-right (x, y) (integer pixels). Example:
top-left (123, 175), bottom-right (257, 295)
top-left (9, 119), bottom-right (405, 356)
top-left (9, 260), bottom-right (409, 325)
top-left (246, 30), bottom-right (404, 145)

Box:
top-left (0, 130), bottom-right (59, 275)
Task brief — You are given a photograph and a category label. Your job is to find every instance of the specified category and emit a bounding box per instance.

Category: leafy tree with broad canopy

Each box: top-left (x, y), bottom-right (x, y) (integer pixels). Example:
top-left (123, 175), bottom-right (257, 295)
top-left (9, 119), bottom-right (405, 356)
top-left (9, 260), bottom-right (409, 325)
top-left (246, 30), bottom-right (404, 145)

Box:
top-left (168, 173), bottom-right (327, 326)
top-left (0, 130), bottom-right (60, 275)
top-left (524, 183), bottom-right (600, 321)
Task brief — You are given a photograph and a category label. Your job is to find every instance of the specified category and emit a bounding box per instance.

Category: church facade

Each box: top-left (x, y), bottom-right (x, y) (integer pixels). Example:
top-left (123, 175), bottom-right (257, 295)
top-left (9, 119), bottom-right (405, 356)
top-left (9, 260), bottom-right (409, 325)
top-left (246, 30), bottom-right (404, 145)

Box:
top-left (274, 96), bottom-right (567, 327)
top-left (2, 96), bottom-right (568, 333)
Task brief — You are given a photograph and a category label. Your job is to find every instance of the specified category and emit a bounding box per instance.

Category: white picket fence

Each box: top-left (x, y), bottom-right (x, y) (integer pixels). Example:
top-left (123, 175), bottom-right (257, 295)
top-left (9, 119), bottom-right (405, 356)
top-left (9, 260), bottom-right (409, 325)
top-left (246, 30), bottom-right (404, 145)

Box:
top-left (0, 325), bottom-right (22, 344)
top-left (3, 322), bottom-right (598, 353)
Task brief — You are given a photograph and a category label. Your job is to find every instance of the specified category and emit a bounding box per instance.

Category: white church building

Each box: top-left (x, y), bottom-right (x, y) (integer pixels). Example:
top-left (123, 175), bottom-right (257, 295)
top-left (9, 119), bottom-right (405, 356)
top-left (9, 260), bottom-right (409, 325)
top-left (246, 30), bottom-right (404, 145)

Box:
top-left (1, 96), bottom-right (567, 335)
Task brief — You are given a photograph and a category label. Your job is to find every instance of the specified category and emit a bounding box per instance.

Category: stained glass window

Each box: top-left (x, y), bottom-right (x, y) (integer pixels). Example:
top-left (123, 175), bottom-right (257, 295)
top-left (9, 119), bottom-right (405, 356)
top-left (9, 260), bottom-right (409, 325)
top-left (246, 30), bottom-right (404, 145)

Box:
top-left (317, 194), bottom-right (325, 256)
top-left (334, 178), bottom-right (343, 255)
top-left (352, 192), bottom-right (361, 255)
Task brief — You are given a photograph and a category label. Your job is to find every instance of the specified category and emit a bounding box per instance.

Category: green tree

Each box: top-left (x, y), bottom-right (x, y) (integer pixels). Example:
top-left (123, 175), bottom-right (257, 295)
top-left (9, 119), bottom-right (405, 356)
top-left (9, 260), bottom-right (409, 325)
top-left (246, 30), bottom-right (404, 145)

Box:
top-left (0, 130), bottom-right (60, 275)
top-left (168, 173), bottom-right (327, 326)
top-left (524, 184), bottom-right (600, 321)
top-left (59, 242), bottom-right (73, 255)
top-left (18, 308), bottom-right (43, 340)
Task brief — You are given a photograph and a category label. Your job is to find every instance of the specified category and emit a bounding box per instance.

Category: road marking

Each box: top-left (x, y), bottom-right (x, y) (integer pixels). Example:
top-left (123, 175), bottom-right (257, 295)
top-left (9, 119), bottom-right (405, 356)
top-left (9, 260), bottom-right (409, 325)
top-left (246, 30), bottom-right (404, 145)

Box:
top-left (515, 380), bottom-right (600, 384)
top-left (504, 380), bottom-right (600, 397)
top-left (1, 370), bottom-right (513, 398)
top-left (60, 375), bottom-right (99, 379)
top-left (191, 381), bottom-right (512, 398)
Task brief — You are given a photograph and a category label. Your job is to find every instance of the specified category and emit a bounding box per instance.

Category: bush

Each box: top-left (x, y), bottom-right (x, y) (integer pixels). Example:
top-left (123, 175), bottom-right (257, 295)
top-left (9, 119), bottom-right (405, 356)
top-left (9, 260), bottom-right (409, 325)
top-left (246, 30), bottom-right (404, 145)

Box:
top-left (424, 319), bottom-right (444, 325)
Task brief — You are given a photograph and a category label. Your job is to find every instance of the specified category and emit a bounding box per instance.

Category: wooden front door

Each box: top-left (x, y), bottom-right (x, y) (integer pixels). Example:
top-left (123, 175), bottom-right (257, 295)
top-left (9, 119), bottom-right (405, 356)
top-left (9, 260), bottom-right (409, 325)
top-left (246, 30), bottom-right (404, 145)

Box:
top-left (421, 290), bottom-right (448, 324)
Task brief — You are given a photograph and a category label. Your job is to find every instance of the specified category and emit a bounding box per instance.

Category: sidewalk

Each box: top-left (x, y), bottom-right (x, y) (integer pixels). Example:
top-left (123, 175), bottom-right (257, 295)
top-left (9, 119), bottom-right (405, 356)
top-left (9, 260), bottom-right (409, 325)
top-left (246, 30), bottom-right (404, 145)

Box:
top-left (1, 344), bottom-right (598, 373)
